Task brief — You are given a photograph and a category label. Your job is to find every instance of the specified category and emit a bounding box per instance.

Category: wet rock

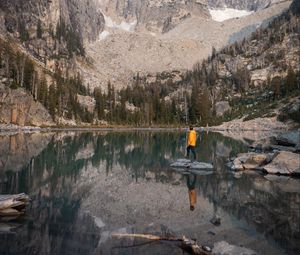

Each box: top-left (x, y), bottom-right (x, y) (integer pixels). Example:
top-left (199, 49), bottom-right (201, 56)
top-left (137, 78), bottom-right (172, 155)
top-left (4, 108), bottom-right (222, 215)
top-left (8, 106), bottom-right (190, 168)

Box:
top-left (207, 230), bottom-right (216, 236)
top-left (263, 151), bottom-right (300, 175)
top-left (170, 159), bottom-right (214, 170)
top-left (212, 241), bottom-right (257, 255)
top-left (202, 245), bottom-right (212, 252)
top-left (231, 158), bottom-right (244, 171)
top-left (231, 152), bottom-right (269, 170)
top-left (210, 216), bottom-right (221, 226)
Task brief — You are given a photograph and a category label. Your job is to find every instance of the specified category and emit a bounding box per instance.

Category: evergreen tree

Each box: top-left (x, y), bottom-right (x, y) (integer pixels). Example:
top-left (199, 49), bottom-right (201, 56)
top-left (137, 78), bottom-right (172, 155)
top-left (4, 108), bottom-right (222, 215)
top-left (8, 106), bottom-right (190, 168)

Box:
top-left (37, 19), bottom-right (43, 39)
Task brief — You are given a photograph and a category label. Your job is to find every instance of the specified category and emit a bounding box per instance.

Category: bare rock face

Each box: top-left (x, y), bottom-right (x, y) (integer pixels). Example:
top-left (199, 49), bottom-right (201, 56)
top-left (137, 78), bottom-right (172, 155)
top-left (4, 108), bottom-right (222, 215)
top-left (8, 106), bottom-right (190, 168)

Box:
top-left (97, 0), bottom-right (210, 33)
top-left (207, 0), bottom-right (281, 11)
top-left (216, 101), bottom-right (231, 117)
top-left (263, 151), bottom-right (300, 175)
top-left (0, 87), bottom-right (54, 126)
top-left (0, 0), bottom-right (104, 42)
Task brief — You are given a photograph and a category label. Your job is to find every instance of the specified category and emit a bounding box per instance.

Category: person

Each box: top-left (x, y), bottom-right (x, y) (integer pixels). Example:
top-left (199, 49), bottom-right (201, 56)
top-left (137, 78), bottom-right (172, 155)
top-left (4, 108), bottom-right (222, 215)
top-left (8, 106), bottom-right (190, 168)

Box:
top-left (186, 174), bottom-right (197, 211)
top-left (186, 126), bottom-right (197, 161)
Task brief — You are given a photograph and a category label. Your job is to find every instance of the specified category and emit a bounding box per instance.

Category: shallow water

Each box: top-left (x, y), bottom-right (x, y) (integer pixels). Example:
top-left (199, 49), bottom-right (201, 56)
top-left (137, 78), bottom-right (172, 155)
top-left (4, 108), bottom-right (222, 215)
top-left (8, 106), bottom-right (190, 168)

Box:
top-left (0, 131), bottom-right (299, 255)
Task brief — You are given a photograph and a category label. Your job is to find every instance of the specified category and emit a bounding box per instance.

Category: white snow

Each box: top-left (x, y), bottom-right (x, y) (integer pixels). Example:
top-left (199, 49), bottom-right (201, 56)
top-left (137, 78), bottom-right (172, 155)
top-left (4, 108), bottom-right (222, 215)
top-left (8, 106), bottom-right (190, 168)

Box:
top-left (209, 8), bottom-right (253, 22)
top-left (104, 15), bottom-right (137, 32)
top-left (99, 30), bottom-right (110, 40)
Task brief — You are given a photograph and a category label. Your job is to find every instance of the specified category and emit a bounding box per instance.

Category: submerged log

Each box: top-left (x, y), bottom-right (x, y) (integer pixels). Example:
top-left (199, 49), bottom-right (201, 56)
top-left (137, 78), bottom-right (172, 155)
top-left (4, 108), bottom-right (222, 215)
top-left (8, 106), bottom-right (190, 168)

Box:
top-left (112, 233), bottom-right (211, 255)
top-left (0, 193), bottom-right (30, 218)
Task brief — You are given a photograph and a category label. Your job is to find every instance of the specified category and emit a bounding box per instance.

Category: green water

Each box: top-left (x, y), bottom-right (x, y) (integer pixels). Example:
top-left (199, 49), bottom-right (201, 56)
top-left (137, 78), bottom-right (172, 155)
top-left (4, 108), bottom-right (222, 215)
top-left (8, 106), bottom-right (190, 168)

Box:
top-left (0, 131), bottom-right (299, 255)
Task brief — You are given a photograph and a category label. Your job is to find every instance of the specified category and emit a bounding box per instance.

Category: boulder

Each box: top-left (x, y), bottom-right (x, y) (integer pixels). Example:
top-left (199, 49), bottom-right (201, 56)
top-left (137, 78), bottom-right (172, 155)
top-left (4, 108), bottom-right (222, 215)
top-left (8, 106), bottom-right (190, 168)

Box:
top-left (264, 151), bottom-right (300, 175)
top-left (215, 101), bottom-right (231, 117)
top-left (235, 152), bottom-right (269, 170)
top-left (212, 241), bottom-right (257, 255)
top-left (231, 158), bottom-right (244, 171)
top-left (170, 159), bottom-right (214, 170)
top-left (276, 131), bottom-right (300, 147)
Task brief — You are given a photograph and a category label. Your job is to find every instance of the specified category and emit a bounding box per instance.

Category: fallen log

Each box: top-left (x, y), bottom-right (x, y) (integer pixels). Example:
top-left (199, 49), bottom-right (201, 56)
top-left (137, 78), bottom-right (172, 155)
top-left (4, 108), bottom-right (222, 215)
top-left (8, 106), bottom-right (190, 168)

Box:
top-left (0, 193), bottom-right (30, 218)
top-left (112, 233), bottom-right (211, 255)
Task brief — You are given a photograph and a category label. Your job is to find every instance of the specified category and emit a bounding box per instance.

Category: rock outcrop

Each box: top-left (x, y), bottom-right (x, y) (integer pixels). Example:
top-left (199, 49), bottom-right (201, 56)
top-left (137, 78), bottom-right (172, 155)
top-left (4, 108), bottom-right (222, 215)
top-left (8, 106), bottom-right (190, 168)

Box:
top-left (97, 0), bottom-right (209, 33)
top-left (0, 86), bottom-right (54, 127)
top-left (263, 151), bottom-right (300, 175)
top-left (228, 130), bottom-right (300, 175)
top-left (207, 0), bottom-right (285, 11)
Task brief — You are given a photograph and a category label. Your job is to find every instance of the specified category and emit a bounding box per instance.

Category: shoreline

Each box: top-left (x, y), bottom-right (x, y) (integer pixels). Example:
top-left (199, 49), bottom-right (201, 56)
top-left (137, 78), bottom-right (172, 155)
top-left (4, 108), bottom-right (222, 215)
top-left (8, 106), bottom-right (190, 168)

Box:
top-left (0, 116), bottom-right (296, 134)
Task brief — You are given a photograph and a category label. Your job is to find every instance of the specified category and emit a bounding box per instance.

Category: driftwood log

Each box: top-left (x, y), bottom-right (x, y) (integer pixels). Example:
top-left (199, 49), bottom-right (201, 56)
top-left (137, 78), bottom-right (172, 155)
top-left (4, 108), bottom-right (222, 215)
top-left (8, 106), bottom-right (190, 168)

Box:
top-left (0, 193), bottom-right (30, 217)
top-left (112, 233), bottom-right (211, 255)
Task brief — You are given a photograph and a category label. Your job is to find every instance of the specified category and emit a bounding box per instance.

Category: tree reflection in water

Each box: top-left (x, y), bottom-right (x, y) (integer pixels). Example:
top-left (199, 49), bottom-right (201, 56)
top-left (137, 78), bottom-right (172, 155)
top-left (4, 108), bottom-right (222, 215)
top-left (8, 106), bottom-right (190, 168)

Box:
top-left (0, 131), bottom-right (299, 255)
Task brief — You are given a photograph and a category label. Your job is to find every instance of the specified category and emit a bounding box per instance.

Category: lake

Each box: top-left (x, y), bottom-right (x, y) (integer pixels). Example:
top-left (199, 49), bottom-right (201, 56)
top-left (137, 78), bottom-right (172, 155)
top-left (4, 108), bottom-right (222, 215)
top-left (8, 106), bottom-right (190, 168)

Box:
top-left (0, 131), bottom-right (299, 255)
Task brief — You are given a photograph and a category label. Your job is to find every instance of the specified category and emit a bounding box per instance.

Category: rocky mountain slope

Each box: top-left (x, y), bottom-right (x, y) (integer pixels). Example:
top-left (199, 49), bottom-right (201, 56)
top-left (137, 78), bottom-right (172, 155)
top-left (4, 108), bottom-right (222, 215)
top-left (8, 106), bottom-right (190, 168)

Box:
top-left (0, 0), bottom-right (104, 72)
top-left (82, 0), bottom-right (291, 90)
top-left (207, 0), bottom-right (283, 11)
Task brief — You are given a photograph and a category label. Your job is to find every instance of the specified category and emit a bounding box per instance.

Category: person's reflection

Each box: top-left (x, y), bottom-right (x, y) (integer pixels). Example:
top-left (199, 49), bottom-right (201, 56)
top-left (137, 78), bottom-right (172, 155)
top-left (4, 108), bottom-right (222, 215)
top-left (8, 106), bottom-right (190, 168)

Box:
top-left (186, 174), bottom-right (197, 211)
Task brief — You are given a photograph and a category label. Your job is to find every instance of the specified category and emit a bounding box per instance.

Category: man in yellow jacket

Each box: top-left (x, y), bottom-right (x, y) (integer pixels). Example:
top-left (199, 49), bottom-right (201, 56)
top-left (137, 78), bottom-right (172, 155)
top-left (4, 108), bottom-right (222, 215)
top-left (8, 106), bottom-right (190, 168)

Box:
top-left (186, 126), bottom-right (197, 161)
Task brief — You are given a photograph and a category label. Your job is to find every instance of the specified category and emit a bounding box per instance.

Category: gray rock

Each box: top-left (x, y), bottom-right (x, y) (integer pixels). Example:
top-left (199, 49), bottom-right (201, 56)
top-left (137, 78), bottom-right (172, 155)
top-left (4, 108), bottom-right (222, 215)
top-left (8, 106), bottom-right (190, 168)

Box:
top-left (210, 216), bottom-right (221, 226)
top-left (212, 241), bottom-right (257, 255)
top-left (234, 152), bottom-right (268, 170)
top-left (170, 159), bottom-right (214, 170)
top-left (276, 131), bottom-right (300, 147)
top-left (216, 101), bottom-right (231, 117)
top-left (264, 151), bottom-right (300, 175)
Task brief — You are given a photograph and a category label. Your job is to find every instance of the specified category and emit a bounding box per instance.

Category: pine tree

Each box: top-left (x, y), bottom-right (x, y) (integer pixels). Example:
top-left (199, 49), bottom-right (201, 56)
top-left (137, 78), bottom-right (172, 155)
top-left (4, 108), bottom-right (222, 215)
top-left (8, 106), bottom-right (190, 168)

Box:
top-left (48, 84), bottom-right (57, 118)
top-left (286, 66), bottom-right (297, 93)
top-left (37, 19), bottom-right (43, 39)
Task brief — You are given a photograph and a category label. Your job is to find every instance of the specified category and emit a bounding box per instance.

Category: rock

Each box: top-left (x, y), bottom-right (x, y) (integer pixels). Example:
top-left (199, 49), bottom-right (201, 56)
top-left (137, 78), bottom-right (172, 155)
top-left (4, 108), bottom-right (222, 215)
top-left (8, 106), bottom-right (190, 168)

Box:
top-left (270, 144), bottom-right (298, 153)
top-left (210, 216), bottom-right (221, 226)
top-left (216, 101), bottom-right (231, 117)
top-left (0, 87), bottom-right (54, 127)
top-left (276, 131), bottom-right (300, 147)
top-left (212, 241), bottom-right (257, 255)
top-left (233, 152), bottom-right (268, 170)
top-left (170, 159), bottom-right (214, 170)
top-left (264, 151), bottom-right (300, 175)
top-left (231, 158), bottom-right (244, 171)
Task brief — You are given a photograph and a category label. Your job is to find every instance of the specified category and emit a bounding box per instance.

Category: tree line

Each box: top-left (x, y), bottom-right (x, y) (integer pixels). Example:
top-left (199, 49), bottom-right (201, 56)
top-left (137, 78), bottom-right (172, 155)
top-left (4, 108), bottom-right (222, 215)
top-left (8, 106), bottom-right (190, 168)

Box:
top-left (0, 38), bottom-right (91, 123)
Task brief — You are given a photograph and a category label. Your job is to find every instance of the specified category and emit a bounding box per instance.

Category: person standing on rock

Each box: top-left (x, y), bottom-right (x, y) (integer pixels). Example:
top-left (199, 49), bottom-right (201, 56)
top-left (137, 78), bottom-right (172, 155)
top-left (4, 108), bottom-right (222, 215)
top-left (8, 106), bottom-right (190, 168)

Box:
top-left (186, 126), bottom-right (197, 161)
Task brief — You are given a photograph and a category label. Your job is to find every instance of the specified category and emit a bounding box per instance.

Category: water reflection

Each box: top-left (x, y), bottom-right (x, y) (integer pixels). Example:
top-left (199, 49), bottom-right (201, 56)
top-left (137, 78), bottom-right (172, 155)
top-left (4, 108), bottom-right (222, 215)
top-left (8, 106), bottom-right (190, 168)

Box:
top-left (0, 131), bottom-right (299, 255)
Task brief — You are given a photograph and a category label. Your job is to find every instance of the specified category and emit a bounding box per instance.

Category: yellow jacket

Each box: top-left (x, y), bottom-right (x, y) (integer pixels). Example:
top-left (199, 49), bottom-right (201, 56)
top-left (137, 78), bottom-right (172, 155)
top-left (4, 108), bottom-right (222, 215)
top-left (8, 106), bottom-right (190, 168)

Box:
top-left (188, 130), bottom-right (197, 146)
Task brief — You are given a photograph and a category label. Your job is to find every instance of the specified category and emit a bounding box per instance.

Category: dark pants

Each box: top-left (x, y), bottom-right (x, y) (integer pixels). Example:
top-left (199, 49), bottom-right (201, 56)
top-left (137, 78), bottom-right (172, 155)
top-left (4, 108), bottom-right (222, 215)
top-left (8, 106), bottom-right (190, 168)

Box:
top-left (186, 145), bottom-right (196, 160)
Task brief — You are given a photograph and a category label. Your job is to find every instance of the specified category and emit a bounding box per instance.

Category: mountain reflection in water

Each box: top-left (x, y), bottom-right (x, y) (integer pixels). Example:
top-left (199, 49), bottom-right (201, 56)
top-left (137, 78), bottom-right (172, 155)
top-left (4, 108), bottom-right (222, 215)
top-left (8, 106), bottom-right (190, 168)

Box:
top-left (0, 131), bottom-right (299, 255)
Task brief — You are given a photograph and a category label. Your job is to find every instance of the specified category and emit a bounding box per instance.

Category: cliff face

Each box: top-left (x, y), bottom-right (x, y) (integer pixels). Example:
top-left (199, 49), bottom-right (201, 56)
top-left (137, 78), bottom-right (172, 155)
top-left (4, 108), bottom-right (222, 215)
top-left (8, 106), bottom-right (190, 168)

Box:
top-left (97, 0), bottom-right (210, 33)
top-left (0, 85), bottom-right (54, 127)
top-left (0, 0), bottom-right (104, 42)
top-left (0, 0), bottom-right (104, 66)
top-left (207, 0), bottom-right (284, 11)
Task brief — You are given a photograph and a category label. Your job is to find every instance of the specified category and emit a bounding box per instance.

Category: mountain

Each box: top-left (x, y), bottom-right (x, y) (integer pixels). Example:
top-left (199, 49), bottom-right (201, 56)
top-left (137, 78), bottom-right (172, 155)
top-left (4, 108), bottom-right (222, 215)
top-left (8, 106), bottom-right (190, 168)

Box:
top-left (207, 0), bottom-right (278, 11)
top-left (0, 0), bottom-right (104, 69)
top-left (0, 0), bottom-right (298, 127)
top-left (82, 0), bottom-right (292, 90)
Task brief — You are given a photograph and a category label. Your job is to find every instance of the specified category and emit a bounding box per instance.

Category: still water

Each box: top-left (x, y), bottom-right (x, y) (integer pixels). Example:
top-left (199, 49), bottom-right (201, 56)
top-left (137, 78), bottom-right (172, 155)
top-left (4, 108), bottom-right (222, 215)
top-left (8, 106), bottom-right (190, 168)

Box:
top-left (0, 131), bottom-right (299, 255)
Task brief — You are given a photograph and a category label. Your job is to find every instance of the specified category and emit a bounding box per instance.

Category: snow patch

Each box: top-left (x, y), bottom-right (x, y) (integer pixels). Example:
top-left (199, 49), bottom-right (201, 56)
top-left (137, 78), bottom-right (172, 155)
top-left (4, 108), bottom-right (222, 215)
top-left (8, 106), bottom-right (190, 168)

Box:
top-left (209, 8), bottom-right (253, 22)
top-left (104, 15), bottom-right (137, 32)
top-left (99, 30), bottom-right (110, 40)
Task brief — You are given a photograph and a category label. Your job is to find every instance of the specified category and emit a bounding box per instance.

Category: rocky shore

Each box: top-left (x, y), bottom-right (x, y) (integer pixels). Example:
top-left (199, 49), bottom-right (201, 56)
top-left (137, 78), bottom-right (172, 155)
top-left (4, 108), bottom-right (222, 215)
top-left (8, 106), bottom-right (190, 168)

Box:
top-left (227, 130), bottom-right (300, 175)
